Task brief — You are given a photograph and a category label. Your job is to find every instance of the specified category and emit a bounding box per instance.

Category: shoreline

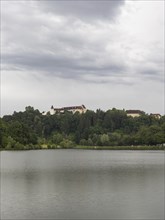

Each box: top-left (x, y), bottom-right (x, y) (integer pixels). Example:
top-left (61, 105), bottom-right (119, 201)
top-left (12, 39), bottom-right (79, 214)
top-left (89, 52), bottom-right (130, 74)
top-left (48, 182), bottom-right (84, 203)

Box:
top-left (1, 145), bottom-right (165, 151)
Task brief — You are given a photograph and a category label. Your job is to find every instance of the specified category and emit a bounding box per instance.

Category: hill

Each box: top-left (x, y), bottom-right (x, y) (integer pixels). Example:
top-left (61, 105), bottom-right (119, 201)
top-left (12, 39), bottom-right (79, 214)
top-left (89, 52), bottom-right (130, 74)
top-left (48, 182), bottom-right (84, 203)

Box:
top-left (0, 106), bottom-right (165, 150)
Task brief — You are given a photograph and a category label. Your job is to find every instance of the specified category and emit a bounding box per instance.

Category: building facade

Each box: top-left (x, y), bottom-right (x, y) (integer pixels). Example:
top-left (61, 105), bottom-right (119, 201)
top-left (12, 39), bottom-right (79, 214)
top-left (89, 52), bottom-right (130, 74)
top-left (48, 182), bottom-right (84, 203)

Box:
top-left (42, 105), bottom-right (87, 115)
top-left (126, 110), bottom-right (143, 118)
top-left (150, 113), bottom-right (161, 119)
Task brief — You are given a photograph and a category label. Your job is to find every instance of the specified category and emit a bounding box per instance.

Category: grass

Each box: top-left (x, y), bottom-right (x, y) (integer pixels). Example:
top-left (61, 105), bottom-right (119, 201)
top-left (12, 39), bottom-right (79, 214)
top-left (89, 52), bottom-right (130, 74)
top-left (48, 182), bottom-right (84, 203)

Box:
top-left (74, 145), bottom-right (165, 150)
top-left (1, 145), bottom-right (165, 151)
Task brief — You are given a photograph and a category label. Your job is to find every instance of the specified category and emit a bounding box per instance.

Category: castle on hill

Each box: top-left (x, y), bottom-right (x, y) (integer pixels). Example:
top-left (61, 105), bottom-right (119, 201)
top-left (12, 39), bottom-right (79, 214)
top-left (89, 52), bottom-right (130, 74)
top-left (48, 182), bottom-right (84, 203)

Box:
top-left (42, 105), bottom-right (161, 119)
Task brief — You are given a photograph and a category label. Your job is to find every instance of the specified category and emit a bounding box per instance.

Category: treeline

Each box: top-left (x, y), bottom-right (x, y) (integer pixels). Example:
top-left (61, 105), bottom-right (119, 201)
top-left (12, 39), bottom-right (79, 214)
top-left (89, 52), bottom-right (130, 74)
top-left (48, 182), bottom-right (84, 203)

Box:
top-left (0, 106), bottom-right (165, 150)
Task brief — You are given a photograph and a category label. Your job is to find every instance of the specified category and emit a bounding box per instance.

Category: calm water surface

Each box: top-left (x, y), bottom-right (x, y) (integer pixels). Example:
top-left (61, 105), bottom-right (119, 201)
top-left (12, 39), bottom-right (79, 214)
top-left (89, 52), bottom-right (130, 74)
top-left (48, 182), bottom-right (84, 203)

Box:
top-left (0, 150), bottom-right (164, 219)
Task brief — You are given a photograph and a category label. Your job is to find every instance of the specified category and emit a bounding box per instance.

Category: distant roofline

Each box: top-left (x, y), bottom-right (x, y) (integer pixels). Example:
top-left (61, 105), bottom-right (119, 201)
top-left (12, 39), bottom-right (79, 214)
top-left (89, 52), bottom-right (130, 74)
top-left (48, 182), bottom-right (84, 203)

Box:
top-left (126, 110), bottom-right (143, 114)
top-left (52, 105), bottom-right (86, 111)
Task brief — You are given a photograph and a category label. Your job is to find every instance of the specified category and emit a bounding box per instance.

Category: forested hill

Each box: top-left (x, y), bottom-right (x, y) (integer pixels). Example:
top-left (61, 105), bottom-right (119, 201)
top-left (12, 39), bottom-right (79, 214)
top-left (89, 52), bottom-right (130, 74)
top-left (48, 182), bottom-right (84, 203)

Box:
top-left (0, 106), bottom-right (165, 150)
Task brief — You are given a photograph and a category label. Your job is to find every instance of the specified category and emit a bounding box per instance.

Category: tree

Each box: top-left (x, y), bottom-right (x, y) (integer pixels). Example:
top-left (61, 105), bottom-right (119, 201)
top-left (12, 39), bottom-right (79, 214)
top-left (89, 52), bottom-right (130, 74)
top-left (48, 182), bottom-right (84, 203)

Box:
top-left (51, 133), bottom-right (63, 145)
top-left (100, 134), bottom-right (109, 146)
top-left (0, 119), bottom-right (8, 148)
top-left (1, 106), bottom-right (165, 149)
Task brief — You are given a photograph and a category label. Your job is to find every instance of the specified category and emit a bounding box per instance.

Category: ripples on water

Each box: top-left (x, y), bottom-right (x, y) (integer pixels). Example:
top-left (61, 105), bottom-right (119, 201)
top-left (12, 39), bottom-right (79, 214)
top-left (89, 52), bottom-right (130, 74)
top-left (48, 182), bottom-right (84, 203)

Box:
top-left (1, 150), bottom-right (164, 219)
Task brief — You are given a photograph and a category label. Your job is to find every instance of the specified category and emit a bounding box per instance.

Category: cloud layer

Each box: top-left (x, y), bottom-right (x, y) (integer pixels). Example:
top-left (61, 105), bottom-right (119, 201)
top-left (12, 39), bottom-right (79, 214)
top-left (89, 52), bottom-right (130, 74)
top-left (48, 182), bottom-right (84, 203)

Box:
top-left (1, 0), bottom-right (164, 115)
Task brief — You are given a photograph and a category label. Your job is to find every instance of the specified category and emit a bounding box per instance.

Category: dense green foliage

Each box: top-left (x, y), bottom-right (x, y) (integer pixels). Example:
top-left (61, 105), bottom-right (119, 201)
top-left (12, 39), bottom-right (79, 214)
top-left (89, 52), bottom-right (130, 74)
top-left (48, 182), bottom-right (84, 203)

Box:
top-left (0, 106), bottom-right (165, 150)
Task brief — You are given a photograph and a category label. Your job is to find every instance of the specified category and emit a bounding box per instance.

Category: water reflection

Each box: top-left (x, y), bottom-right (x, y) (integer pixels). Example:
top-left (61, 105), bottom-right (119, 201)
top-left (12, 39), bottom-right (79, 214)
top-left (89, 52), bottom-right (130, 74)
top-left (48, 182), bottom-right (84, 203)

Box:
top-left (1, 150), bottom-right (164, 219)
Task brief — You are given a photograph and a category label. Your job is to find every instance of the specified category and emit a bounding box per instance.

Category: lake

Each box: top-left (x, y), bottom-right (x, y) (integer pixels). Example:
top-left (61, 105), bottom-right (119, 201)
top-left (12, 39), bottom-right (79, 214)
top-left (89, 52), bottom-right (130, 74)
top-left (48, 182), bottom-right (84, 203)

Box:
top-left (1, 150), bottom-right (164, 219)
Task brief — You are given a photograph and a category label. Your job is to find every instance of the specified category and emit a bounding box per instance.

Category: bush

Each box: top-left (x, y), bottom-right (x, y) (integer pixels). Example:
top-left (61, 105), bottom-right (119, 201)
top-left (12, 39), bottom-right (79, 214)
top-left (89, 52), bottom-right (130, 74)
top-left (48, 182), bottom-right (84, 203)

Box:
top-left (60, 139), bottom-right (75, 148)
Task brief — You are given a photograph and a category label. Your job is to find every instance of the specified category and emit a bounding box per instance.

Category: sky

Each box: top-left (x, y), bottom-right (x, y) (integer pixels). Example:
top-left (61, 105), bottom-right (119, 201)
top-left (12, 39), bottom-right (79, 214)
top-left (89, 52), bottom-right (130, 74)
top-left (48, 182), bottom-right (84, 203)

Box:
top-left (1, 0), bottom-right (164, 116)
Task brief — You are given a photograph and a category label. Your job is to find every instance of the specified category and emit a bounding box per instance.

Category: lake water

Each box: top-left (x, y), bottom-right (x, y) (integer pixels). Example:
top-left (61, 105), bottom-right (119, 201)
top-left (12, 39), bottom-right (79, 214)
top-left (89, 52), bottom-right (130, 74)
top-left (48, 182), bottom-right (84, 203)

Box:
top-left (0, 150), bottom-right (164, 219)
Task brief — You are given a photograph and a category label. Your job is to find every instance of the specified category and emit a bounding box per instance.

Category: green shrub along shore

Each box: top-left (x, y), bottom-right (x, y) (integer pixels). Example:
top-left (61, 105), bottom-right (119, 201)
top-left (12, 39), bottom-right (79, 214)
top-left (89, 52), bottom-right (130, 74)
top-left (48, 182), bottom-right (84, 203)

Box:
top-left (0, 106), bottom-right (165, 151)
top-left (1, 145), bottom-right (164, 151)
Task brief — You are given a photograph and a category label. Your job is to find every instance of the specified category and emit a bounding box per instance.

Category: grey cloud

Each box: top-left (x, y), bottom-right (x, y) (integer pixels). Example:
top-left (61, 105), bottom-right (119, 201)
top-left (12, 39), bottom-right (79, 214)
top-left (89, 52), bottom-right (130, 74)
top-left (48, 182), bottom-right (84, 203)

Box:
top-left (139, 69), bottom-right (163, 83)
top-left (39, 1), bottom-right (125, 22)
top-left (1, 0), bottom-right (163, 86)
top-left (1, 0), bottom-right (164, 116)
top-left (3, 50), bottom-right (126, 82)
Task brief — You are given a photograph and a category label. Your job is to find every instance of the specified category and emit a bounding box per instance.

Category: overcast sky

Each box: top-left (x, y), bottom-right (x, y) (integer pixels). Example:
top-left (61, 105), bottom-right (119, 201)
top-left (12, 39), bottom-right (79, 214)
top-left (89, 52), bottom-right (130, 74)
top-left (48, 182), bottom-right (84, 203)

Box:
top-left (1, 0), bottom-right (164, 116)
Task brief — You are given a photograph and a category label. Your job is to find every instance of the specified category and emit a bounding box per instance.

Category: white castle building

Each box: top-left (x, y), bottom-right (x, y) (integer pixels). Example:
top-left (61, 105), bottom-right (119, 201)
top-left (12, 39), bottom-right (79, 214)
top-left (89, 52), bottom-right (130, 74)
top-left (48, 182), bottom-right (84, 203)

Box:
top-left (42, 104), bottom-right (87, 115)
